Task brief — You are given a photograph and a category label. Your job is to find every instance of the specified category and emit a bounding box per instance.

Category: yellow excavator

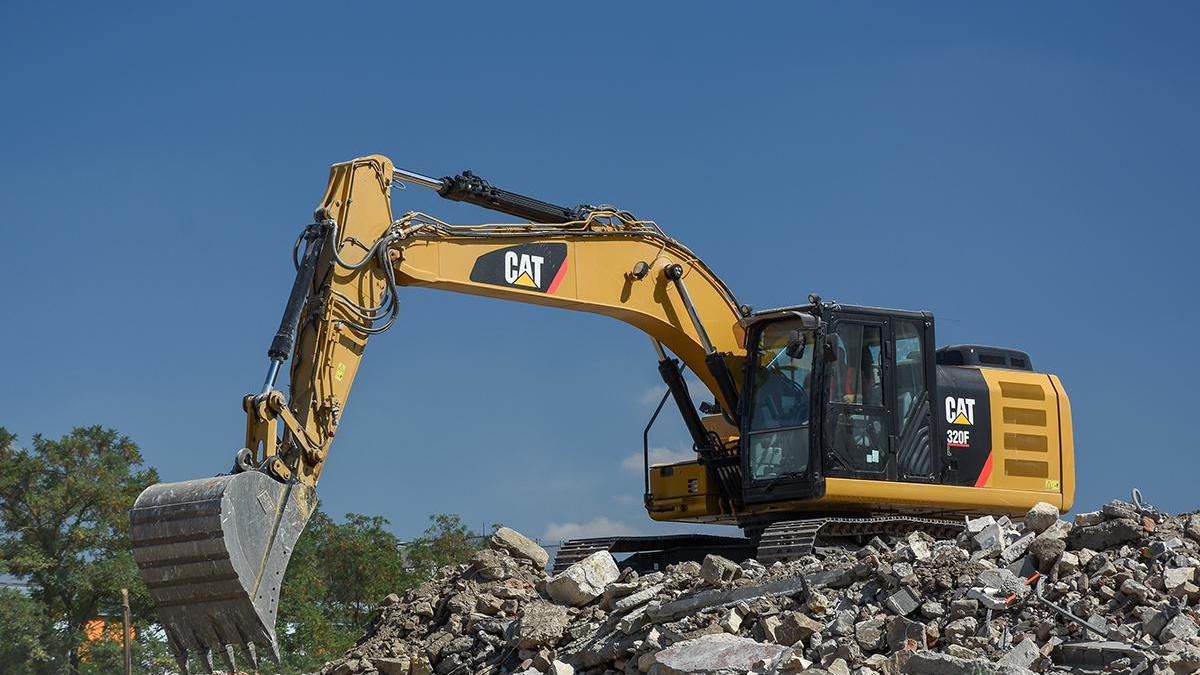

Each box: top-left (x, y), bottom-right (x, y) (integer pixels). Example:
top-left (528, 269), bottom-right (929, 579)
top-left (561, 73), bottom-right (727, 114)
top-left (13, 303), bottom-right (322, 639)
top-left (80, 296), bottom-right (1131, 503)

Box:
top-left (129, 155), bottom-right (1074, 672)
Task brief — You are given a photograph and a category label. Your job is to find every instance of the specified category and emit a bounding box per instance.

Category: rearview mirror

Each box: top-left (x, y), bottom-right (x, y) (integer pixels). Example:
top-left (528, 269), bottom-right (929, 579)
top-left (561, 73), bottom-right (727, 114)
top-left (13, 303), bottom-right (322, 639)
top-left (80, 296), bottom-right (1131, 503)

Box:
top-left (823, 336), bottom-right (839, 363)
top-left (785, 331), bottom-right (807, 359)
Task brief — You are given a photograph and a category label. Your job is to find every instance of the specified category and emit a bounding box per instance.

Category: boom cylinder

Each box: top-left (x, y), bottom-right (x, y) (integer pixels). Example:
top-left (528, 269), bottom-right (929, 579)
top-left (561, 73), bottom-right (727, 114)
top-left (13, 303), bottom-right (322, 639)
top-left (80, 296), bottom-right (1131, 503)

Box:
top-left (393, 167), bottom-right (585, 224)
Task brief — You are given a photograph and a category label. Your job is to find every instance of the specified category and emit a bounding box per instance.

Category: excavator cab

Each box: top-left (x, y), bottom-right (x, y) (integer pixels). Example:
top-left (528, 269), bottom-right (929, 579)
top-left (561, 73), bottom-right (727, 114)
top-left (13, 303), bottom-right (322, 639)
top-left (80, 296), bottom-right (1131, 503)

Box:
top-left (740, 304), bottom-right (939, 506)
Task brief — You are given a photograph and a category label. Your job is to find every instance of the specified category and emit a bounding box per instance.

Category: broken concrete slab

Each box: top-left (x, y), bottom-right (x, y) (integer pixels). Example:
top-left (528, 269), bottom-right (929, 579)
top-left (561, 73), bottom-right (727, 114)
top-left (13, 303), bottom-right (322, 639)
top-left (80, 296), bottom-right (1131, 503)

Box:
top-left (650, 633), bottom-right (786, 674)
top-left (647, 567), bottom-right (846, 622)
top-left (901, 650), bottom-right (1036, 675)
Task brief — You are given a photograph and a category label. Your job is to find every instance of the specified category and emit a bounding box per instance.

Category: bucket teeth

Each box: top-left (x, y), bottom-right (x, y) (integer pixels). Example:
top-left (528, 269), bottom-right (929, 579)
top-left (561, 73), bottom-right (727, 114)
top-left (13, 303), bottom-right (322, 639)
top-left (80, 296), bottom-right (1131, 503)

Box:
top-left (167, 631), bottom-right (191, 674)
top-left (218, 643), bottom-right (237, 673)
top-left (130, 470), bottom-right (316, 674)
top-left (266, 637), bottom-right (282, 665)
top-left (240, 641), bottom-right (259, 670)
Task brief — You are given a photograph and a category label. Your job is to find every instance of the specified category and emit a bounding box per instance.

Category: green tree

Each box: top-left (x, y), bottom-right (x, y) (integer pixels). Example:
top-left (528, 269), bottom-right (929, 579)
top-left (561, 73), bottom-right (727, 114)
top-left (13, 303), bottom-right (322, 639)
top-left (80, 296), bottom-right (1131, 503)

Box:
top-left (403, 513), bottom-right (484, 579)
top-left (277, 511), bottom-right (485, 673)
top-left (0, 586), bottom-right (50, 673)
top-left (0, 426), bottom-right (159, 675)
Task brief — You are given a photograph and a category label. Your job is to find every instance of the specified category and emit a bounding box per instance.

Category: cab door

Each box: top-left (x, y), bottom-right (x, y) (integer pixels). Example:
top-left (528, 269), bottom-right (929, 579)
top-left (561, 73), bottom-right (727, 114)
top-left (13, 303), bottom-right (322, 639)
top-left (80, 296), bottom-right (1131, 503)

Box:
top-left (891, 317), bottom-right (937, 482)
top-left (822, 315), bottom-right (895, 480)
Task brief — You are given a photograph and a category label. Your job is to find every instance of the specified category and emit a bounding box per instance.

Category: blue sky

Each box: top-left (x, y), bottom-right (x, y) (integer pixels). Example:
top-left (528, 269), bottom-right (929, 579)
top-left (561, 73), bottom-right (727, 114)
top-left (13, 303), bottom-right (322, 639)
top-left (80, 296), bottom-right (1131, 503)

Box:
top-left (2, 3), bottom-right (1198, 544)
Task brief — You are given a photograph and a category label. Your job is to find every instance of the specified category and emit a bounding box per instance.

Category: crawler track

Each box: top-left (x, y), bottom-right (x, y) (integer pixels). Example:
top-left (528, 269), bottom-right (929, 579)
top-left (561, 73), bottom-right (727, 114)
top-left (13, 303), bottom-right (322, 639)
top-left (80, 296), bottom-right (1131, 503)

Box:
top-left (756, 515), bottom-right (964, 563)
top-left (552, 516), bottom-right (964, 573)
top-left (552, 534), bottom-right (756, 574)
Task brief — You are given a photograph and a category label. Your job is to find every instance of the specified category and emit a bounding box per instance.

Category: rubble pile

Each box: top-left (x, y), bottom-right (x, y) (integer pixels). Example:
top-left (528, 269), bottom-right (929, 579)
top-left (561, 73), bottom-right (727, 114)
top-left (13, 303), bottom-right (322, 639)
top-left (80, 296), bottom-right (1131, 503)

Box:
top-left (318, 502), bottom-right (1200, 675)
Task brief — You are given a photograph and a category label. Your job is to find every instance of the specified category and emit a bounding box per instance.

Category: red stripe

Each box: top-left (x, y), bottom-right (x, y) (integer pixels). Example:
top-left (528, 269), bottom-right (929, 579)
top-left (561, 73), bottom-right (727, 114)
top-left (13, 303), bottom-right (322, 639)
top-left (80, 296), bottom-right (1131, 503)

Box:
top-left (974, 453), bottom-right (994, 487)
top-left (547, 257), bottom-right (568, 294)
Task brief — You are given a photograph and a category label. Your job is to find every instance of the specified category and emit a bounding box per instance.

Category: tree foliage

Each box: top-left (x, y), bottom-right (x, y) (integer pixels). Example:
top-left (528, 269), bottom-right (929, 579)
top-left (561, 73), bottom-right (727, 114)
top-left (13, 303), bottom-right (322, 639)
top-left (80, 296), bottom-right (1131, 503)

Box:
top-left (278, 511), bottom-right (486, 673)
top-left (0, 425), bottom-right (488, 674)
top-left (0, 426), bottom-right (160, 674)
top-left (0, 587), bottom-right (49, 673)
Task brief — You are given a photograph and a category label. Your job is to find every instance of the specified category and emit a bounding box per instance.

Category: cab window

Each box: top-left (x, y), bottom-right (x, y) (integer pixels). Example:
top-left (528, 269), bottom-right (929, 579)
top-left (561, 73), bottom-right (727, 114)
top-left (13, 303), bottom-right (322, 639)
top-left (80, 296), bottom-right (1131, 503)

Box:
top-left (746, 320), bottom-right (814, 480)
top-left (894, 319), bottom-right (926, 430)
top-left (825, 321), bottom-right (887, 475)
top-left (827, 322), bottom-right (882, 405)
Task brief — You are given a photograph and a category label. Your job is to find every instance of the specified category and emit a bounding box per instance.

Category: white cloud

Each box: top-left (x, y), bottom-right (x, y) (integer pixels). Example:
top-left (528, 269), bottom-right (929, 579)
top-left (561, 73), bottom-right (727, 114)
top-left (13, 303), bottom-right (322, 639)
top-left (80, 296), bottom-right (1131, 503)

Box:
top-left (638, 384), bottom-right (670, 406)
top-left (621, 447), bottom-right (696, 472)
top-left (543, 517), bottom-right (640, 542)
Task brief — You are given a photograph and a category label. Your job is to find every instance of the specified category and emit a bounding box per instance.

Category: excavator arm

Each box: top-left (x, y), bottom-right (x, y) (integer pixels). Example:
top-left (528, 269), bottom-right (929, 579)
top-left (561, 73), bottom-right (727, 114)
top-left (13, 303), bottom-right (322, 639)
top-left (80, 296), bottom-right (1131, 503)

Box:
top-left (130, 155), bottom-right (749, 672)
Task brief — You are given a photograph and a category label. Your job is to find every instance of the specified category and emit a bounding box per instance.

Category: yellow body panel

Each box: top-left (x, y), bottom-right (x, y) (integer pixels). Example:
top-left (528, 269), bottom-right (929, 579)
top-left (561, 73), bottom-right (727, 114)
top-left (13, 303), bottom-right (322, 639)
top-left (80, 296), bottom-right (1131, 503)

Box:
top-left (977, 368), bottom-right (1070, 505)
top-left (647, 461), bottom-right (723, 522)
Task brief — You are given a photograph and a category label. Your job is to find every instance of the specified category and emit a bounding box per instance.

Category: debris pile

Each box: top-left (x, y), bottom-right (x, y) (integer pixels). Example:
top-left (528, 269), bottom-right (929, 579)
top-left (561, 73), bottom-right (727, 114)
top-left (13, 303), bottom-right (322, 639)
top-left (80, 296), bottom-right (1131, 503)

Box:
top-left (318, 501), bottom-right (1200, 675)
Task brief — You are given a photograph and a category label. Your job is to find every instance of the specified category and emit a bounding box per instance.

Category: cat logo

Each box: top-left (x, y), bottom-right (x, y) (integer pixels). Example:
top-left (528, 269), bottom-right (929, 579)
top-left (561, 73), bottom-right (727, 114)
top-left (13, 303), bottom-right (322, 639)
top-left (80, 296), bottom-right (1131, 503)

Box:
top-left (944, 396), bottom-right (976, 426)
top-left (470, 243), bottom-right (568, 294)
top-left (504, 251), bottom-right (544, 288)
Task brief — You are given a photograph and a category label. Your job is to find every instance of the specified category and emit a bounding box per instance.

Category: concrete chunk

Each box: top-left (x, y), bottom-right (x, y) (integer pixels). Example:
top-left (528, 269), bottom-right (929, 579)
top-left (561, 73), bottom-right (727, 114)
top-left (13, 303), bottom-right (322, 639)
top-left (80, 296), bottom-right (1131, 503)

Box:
top-left (856, 617), bottom-right (886, 650)
top-left (374, 657), bottom-right (411, 675)
top-left (997, 639), bottom-right (1039, 669)
top-left (1159, 614), bottom-right (1199, 642)
top-left (966, 515), bottom-right (996, 533)
top-left (884, 586), bottom-right (921, 616)
top-left (514, 600), bottom-right (569, 648)
top-left (886, 616), bottom-right (926, 652)
top-left (1000, 532), bottom-right (1035, 564)
top-left (546, 551), bottom-right (619, 607)
top-left (699, 554), bottom-right (743, 586)
top-left (613, 582), bottom-right (664, 612)
top-left (1024, 502), bottom-right (1060, 534)
top-left (1164, 567), bottom-right (1196, 593)
top-left (774, 611), bottom-right (824, 646)
top-left (973, 523), bottom-right (1003, 552)
top-left (1067, 518), bottom-right (1141, 551)
top-left (489, 527), bottom-right (549, 568)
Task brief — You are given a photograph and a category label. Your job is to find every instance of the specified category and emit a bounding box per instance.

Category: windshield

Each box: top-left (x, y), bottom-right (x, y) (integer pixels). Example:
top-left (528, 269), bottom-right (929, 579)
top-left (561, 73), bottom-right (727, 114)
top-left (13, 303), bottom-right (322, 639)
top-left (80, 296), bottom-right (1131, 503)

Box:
top-left (746, 320), bottom-right (815, 481)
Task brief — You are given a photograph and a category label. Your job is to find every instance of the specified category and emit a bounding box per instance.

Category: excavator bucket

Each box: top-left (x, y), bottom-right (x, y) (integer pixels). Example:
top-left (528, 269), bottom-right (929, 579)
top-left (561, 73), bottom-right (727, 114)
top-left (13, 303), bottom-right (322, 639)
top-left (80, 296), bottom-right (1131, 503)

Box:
top-left (130, 470), bottom-right (316, 673)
